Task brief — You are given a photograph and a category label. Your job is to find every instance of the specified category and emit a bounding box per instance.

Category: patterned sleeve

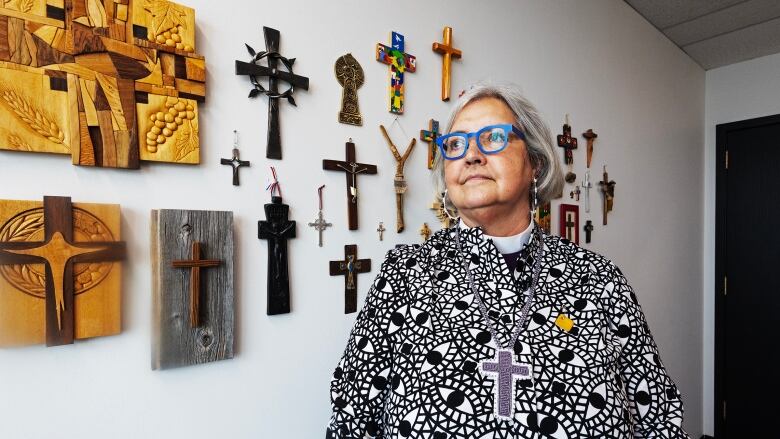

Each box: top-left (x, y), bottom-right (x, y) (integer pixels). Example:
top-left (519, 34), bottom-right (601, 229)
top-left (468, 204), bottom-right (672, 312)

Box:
top-left (606, 263), bottom-right (691, 439)
top-left (326, 249), bottom-right (408, 439)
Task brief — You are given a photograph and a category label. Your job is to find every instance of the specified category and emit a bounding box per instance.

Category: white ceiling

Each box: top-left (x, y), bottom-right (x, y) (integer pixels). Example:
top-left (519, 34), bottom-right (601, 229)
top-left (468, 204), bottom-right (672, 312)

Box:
top-left (625, 0), bottom-right (780, 69)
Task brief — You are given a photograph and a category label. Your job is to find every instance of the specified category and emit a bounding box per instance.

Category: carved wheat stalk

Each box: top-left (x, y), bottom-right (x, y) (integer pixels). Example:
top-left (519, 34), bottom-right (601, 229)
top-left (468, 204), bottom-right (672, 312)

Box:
top-left (7, 133), bottom-right (32, 151)
top-left (0, 85), bottom-right (68, 150)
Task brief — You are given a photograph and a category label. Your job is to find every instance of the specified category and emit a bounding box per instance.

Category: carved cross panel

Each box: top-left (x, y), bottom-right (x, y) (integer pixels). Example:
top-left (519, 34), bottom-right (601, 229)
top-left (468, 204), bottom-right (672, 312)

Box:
top-left (376, 31), bottom-right (416, 114)
top-left (0, 0), bottom-right (207, 169)
top-left (329, 244), bottom-right (371, 314)
top-left (335, 53), bottom-right (364, 126)
top-left (0, 196), bottom-right (125, 347)
top-left (258, 196), bottom-right (296, 315)
top-left (322, 139), bottom-right (377, 230)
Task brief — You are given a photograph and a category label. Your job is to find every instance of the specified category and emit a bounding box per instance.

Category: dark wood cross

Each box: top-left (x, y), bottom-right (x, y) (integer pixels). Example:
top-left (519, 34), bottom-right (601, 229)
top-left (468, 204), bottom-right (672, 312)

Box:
top-left (557, 118), bottom-right (578, 166)
top-left (380, 125), bottom-right (416, 233)
top-left (171, 241), bottom-right (221, 328)
top-left (377, 222), bottom-right (386, 241)
top-left (584, 220), bottom-right (594, 244)
top-left (583, 129), bottom-right (598, 168)
top-left (236, 26), bottom-right (310, 160)
top-left (598, 166), bottom-right (616, 225)
top-left (258, 196), bottom-right (296, 315)
top-left (420, 119), bottom-right (440, 170)
top-left (376, 31), bottom-right (417, 114)
top-left (432, 26), bottom-right (462, 101)
top-left (329, 245), bottom-right (371, 314)
top-left (221, 131), bottom-right (250, 186)
top-left (335, 53), bottom-right (364, 126)
top-left (0, 196), bottom-right (126, 346)
top-left (322, 139), bottom-right (378, 230)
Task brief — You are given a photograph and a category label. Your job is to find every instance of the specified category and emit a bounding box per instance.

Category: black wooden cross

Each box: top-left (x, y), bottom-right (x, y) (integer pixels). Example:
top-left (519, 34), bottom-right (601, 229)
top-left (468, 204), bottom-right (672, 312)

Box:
top-left (258, 196), bottom-right (296, 315)
top-left (0, 196), bottom-right (126, 346)
top-left (322, 139), bottom-right (377, 230)
top-left (329, 245), bottom-right (371, 314)
top-left (584, 220), bottom-right (594, 243)
top-left (236, 26), bottom-right (310, 160)
top-left (172, 241), bottom-right (221, 327)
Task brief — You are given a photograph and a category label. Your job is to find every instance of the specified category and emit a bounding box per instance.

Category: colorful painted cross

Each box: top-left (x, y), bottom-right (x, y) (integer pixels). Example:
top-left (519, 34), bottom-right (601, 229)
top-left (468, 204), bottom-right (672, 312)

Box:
top-left (557, 116), bottom-right (578, 165)
top-left (0, 196), bottom-right (126, 346)
top-left (420, 119), bottom-right (440, 170)
top-left (322, 139), bottom-right (378, 230)
top-left (376, 32), bottom-right (417, 114)
top-left (221, 130), bottom-right (250, 186)
top-left (481, 349), bottom-right (532, 420)
top-left (329, 245), bottom-right (371, 314)
top-left (258, 196), bottom-right (296, 315)
top-left (236, 26), bottom-right (310, 160)
top-left (171, 241), bottom-right (221, 327)
top-left (432, 26), bottom-right (462, 101)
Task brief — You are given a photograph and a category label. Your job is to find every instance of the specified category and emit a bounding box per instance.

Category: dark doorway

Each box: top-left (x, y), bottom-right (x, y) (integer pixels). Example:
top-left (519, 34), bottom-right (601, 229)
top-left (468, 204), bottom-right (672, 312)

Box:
top-left (715, 114), bottom-right (780, 437)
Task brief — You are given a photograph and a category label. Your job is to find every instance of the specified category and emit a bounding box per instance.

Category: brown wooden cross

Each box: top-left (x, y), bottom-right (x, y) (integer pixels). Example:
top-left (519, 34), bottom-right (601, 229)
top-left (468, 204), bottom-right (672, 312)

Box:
top-left (599, 166), bottom-right (616, 225)
top-left (557, 117), bottom-right (578, 166)
top-left (322, 139), bottom-right (378, 230)
top-left (171, 241), bottom-right (221, 327)
top-left (420, 119), bottom-right (440, 170)
top-left (329, 245), bottom-right (371, 314)
top-left (432, 27), bottom-right (462, 101)
top-left (380, 125), bottom-right (416, 233)
top-left (582, 129), bottom-right (598, 168)
top-left (420, 223), bottom-right (432, 242)
top-left (0, 196), bottom-right (126, 346)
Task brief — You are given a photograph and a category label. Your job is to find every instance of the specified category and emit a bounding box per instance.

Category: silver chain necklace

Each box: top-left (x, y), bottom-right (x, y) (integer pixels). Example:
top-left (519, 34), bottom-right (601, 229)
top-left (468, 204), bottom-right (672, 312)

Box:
top-left (454, 220), bottom-right (544, 421)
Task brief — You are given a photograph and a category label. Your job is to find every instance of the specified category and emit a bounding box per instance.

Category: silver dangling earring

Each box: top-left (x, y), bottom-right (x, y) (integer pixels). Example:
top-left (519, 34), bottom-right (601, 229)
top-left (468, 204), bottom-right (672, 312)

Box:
top-left (530, 176), bottom-right (539, 225)
top-left (442, 189), bottom-right (459, 222)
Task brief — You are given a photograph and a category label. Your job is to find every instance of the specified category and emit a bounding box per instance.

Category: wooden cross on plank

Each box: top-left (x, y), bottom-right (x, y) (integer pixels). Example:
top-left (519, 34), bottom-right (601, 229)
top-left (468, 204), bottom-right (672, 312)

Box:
top-left (258, 196), bottom-right (296, 315)
top-left (559, 204), bottom-right (579, 245)
top-left (171, 241), bottom-right (221, 327)
top-left (335, 53), bottom-right (364, 126)
top-left (329, 245), bottom-right (371, 314)
top-left (322, 139), bottom-right (378, 230)
top-left (380, 125), bottom-right (416, 233)
top-left (420, 119), bottom-right (440, 170)
top-left (557, 117), bottom-right (578, 166)
top-left (598, 166), bottom-right (616, 225)
top-left (0, 196), bottom-right (125, 346)
top-left (376, 31), bottom-right (417, 114)
top-left (432, 26), bottom-right (462, 101)
top-left (236, 26), bottom-right (310, 160)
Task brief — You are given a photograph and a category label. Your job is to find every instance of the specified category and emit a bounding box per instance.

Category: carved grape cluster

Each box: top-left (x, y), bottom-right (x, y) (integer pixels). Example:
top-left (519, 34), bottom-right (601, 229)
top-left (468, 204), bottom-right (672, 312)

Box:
top-left (154, 25), bottom-right (194, 52)
top-left (145, 97), bottom-right (195, 153)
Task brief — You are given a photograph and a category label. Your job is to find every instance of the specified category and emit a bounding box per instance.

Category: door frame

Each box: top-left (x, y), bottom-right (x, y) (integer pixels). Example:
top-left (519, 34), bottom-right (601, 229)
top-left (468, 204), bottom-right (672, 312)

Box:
top-left (714, 113), bottom-right (780, 437)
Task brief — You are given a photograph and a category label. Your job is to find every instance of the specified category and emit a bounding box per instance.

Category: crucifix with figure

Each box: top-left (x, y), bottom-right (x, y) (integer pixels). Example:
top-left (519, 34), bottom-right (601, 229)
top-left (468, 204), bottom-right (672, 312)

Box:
top-left (258, 172), bottom-right (296, 315)
top-left (481, 350), bottom-right (532, 420)
top-left (380, 125), bottom-right (416, 233)
top-left (236, 26), bottom-right (310, 159)
top-left (599, 166), bottom-right (616, 225)
top-left (221, 130), bottom-right (250, 186)
top-left (0, 196), bottom-right (126, 347)
top-left (323, 139), bottom-right (378, 230)
top-left (376, 31), bottom-right (417, 114)
top-left (420, 119), bottom-right (440, 170)
top-left (329, 245), bottom-right (371, 314)
top-left (432, 26), bottom-right (462, 101)
top-left (172, 241), bottom-right (221, 327)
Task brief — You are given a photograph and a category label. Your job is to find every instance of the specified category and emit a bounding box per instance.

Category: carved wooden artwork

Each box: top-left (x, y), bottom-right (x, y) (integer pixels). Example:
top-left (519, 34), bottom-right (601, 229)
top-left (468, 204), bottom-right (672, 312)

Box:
top-left (0, 0), bottom-right (206, 169)
top-left (0, 196), bottom-right (125, 347)
top-left (151, 209), bottom-right (234, 370)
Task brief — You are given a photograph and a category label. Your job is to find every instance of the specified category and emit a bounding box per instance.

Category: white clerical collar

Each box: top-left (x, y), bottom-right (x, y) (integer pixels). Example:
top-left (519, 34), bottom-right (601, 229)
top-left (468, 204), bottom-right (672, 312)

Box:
top-left (458, 219), bottom-right (534, 254)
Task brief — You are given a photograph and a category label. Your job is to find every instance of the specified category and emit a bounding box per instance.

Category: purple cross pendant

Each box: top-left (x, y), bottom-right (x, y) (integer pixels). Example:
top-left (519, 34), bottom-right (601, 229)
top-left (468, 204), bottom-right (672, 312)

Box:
top-left (480, 349), bottom-right (532, 420)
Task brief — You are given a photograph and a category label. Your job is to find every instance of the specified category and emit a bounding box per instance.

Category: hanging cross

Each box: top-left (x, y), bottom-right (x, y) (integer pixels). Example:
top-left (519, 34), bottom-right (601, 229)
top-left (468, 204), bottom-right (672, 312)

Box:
top-left (570, 186), bottom-right (581, 201)
top-left (171, 241), bottom-right (221, 327)
top-left (584, 220), bottom-right (594, 244)
top-left (335, 53), bottom-right (365, 126)
top-left (582, 129), bottom-right (598, 168)
top-left (419, 223), bottom-right (432, 242)
top-left (221, 130), bottom-right (250, 186)
top-left (329, 245), bottom-right (371, 314)
top-left (420, 119), bottom-right (440, 170)
top-left (322, 139), bottom-right (378, 230)
top-left (557, 116), bottom-right (578, 166)
top-left (481, 349), bottom-right (532, 420)
top-left (581, 170), bottom-right (593, 213)
top-left (377, 222), bottom-right (386, 241)
top-left (598, 166), bottom-right (616, 225)
top-left (308, 185), bottom-right (332, 247)
top-left (565, 212), bottom-right (576, 241)
top-left (236, 26), bottom-right (310, 160)
top-left (380, 125), bottom-right (416, 233)
top-left (258, 196), bottom-right (296, 315)
top-left (432, 26), bottom-right (462, 101)
top-left (376, 31), bottom-right (417, 114)
top-left (0, 196), bottom-right (126, 346)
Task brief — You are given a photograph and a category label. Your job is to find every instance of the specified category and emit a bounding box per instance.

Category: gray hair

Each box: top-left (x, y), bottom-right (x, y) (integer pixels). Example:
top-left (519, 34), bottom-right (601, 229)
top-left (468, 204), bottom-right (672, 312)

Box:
top-left (432, 83), bottom-right (564, 210)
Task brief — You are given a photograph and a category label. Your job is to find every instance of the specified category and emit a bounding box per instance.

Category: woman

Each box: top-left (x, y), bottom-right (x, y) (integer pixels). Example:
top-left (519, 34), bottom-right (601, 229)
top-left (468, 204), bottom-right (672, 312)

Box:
top-left (326, 84), bottom-right (690, 438)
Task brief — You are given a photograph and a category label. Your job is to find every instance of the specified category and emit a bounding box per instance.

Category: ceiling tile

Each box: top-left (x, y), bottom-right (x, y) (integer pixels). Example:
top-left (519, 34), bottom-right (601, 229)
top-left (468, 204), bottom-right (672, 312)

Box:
top-left (666, 0), bottom-right (780, 46)
top-left (683, 16), bottom-right (780, 69)
top-left (625, 0), bottom-right (746, 29)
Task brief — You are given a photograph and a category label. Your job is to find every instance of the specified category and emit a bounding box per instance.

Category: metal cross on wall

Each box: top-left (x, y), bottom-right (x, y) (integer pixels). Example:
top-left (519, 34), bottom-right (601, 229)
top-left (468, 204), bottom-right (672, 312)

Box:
top-left (420, 119), bottom-right (440, 170)
top-left (171, 241), bottom-right (221, 327)
top-left (307, 185), bottom-right (332, 247)
top-left (335, 53), bottom-right (364, 126)
top-left (581, 170), bottom-right (593, 213)
top-left (236, 26), bottom-right (310, 160)
top-left (322, 139), bottom-right (378, 230)
top-left (376, 31), bottom-right (417, 114)
top-left (221, 130), bottom-right (250, 186)
top-left (432, 26), bottom-right (462, 101)
top-left (258, 196), bottom-right (296, 315)
top-left (329, 245), bottom-right (371, 314)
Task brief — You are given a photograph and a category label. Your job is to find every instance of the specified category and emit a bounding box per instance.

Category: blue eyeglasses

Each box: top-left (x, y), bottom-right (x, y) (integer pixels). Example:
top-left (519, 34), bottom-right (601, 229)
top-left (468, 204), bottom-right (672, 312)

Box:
top-left (435, 124), bottom-right (526, 160)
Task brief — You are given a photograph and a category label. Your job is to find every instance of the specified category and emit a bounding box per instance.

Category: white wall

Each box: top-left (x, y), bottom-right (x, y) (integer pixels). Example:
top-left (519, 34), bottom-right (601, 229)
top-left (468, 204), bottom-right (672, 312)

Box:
top-left (702, 52), bottom-right (780, 435)
top-left (0, 1), bottom-right (704, 437)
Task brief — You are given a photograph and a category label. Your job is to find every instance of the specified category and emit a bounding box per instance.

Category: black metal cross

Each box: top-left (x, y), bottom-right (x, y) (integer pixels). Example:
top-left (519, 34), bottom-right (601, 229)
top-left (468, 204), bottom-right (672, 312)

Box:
top-left (221, 151), bottom-right (250, 186)
top-left (258, 196), bottom-right (296, 315)
top-left (236, 27), bottom-right (310, 160)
